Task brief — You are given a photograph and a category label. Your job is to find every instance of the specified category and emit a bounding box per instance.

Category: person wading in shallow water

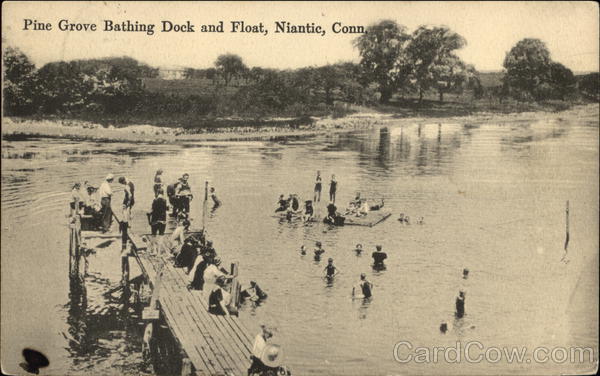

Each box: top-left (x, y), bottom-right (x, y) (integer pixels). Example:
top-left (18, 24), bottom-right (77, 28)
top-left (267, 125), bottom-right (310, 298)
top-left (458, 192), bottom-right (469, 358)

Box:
top-left (371, 245), bottom-right (388, 269)
top-left (99, 174), bottom-right (114, 232)
top-left (329, 174), bottom-right (337, 203)
top-left (314, 170), bottom-right (322, 202)
top-left (352, 273), bottom-right (373, 299)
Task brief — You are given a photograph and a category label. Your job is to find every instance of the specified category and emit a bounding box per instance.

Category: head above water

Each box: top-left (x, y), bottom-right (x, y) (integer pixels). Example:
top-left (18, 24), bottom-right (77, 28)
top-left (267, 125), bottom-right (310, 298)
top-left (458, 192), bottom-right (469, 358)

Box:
top-left (356, 243), bottom-right (363, 249)
top-left (463, 268), bottom-right (469, 278)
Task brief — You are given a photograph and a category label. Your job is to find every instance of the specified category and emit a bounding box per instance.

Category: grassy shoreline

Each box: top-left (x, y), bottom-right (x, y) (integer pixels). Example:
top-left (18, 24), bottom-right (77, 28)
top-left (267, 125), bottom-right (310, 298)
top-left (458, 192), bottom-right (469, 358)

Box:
top-left (2, 102), bottom-right (597, 144)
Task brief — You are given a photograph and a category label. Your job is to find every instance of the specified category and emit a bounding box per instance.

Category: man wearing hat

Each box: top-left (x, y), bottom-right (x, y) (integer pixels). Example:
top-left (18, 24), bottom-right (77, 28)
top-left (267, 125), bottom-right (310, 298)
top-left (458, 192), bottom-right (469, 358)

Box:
top-left (98, 174), bottom-right (114, 232)
top-left (248, 325), bottom-right (281, 375)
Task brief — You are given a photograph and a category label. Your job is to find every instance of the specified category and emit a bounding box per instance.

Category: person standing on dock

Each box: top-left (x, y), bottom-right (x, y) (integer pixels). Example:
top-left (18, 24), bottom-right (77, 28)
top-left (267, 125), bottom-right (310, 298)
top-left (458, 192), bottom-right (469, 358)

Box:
top-left (314, 170), bottom-right (322, 202)
top-left (69, 182), bottom-right (82, 216)
top-left (176, 173), bottom-right (193, 214)
top-left (98, 174), bottom-right (114, 232)
top-left (329, 174), bottom-right (337, 203)
top-left (149, 189), bottom-right (167, 235)
top-left (153, 169), bottom-right (163, 197)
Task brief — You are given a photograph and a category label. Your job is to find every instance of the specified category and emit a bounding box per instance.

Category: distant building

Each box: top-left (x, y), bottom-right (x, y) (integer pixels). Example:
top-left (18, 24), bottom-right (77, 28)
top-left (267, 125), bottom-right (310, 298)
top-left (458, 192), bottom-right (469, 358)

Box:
top-left (158, 66), bottom-right (186, 80)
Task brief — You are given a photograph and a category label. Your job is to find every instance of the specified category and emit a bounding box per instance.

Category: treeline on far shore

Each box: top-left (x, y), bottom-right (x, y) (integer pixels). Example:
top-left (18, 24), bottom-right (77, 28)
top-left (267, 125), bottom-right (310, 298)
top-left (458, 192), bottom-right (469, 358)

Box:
top-left (3, 20), bottom-right (599, 130)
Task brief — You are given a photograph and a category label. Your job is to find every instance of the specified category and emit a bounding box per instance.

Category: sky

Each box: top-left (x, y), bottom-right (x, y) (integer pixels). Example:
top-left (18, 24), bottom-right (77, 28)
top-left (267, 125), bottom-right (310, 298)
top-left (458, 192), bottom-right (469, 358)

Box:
top-left (2, 1), bottom-right (599, 72)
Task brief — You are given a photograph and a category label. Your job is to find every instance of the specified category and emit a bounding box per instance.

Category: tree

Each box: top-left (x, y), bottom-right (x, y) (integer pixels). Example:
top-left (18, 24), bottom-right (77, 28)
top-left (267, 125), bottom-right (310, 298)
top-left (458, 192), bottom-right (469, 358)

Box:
top-left (353, 20), bottom-right (411, 103)
top-left (406, 26), bottom-right (467, 103)
top-left (3, 47), bottom-right (38, 115)
top-left (578, 72), bottom-right (599, 100)
top-left (214, 54), bottom-right (248, 86)
top-left (548, 62), bottom-right (576, 100)
top-left (503, 38), bottom-right (552, 100)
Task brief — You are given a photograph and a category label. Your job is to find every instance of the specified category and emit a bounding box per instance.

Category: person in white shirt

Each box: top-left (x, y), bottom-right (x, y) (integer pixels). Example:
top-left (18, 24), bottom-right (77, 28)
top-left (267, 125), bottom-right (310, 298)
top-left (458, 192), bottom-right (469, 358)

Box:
top-left (98, 174), bottom-right (114, 232)
top-left (202, 257), bottom-right (232, 291)
top-left (248, 325), bottom-right (273, 374)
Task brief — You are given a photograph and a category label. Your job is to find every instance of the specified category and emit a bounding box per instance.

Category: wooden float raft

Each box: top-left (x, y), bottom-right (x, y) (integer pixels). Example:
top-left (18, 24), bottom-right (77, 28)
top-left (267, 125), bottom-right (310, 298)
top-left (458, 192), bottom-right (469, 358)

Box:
top-left (111, 212), bottom-right (255, 376)
top-left (344, 211), bottom-right (392, 227)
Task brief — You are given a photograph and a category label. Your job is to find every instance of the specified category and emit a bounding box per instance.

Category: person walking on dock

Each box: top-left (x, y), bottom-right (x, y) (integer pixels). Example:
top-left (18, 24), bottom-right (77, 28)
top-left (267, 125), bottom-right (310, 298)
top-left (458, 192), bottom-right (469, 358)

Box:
top-left (314, 170), bottom-right (322, 202)
top-left (99, 174), bottom-right (114, 232)
top-left (149, 189), bottom-right (167, 235)
top-left (329, 174), bottom-right (337, 203)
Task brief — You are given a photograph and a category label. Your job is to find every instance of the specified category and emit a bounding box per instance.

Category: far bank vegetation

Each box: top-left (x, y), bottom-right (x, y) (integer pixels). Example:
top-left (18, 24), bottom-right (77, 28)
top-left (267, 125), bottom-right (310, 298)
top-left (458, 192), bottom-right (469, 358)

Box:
top-left (3, 20), bottom-right (599, 131)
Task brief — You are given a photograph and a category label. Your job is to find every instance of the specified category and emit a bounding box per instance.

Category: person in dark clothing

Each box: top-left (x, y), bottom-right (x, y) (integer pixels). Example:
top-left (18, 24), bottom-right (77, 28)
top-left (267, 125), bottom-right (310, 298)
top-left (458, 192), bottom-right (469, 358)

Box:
top-left (166, 183), bottom-right (178, 217)
top-left (352, 273), bottom-right (373, 299)
top-left (289, 194), bottom-right (300, 212)
top-left (323, 258), bottom-right (339, 279)
top-left (190, 255), bottom-right (210, 290)
top-left (326, 202), bottom-right (337, 221)
top-left (313, 241), bottom-right (325, 261)
top-left (314, 171), bottom-right (322, 202)
top-left (149, 189), bottom-right (168, 235)
top-left (275, 194), bottom-right (288, 212)
top-left (208, 280), bottom-right (231, 316)
top-left (372, 245), bottom-right (388, 268)
top-left (175, 235), bottom-right (201, 272)
top-left (369, 198), bottom-right (385, 211)
top-left (329, 174), bottom-right (337, 203)
top-left (455, 291), bottom-right (465, 318)
top-left (210, 187), bottom-right (221, 208)
top-left (241, 281), bottom-right (268, 301)
top-left (302, 200), bottom-right (314, 222)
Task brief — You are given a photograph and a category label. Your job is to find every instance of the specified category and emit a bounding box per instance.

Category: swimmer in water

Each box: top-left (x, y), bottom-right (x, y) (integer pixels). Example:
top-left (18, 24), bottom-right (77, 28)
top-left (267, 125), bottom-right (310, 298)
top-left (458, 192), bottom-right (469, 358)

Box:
top-left (299, 245), bottom-right (307, 255)
top-left (463, 268), bottom-right (469, 279)
top-left (371, 245), bottom-right (387, 268)
top-left (324, 258), bottom-right (340, 279)
top-left (455, 291), bottom-right (465, 318)
top-left (352, 273), bottom-right (373, 299)
top-left (354, 243), bottom-right (363, 255)
top-left (314, 241), bottom-right (325, 260)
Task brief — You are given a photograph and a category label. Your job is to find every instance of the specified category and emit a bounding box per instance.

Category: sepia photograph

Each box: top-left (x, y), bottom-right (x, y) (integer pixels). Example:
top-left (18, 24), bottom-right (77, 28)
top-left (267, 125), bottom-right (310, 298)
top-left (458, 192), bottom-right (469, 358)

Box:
top-left (1, 1), bottom-right (598, 375)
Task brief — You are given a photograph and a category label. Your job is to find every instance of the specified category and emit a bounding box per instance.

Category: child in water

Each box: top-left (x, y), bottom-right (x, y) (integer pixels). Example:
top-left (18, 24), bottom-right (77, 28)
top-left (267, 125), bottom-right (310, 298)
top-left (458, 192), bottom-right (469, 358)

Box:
top-left (324, 258), bottom-right (340, 279)
top-left (314, 241), bottom-right (325, 260)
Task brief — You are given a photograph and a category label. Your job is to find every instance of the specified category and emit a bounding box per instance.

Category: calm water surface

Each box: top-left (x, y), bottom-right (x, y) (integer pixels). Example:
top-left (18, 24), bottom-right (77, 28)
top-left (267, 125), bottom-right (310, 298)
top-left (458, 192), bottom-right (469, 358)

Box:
top-left (2, 105), bottom-right (598, 375)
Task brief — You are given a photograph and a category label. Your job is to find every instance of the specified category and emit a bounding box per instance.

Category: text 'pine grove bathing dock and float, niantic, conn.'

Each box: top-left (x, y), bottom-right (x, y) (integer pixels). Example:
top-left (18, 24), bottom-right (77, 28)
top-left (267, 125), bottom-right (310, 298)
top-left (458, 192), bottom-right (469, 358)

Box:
top-left (23, 19), bottom-right (366, 36)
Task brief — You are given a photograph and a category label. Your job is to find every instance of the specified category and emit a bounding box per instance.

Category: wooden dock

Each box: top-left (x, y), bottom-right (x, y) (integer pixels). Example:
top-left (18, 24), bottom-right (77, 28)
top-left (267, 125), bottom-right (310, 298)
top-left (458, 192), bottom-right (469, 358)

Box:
top-left (76, 210), bottom-right (255, 376)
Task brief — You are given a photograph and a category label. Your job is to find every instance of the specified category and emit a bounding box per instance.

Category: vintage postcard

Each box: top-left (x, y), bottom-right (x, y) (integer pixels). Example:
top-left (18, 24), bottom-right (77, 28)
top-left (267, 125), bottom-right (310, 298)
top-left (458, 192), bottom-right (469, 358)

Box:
top-left (1, 1), bottom-right (598, 375)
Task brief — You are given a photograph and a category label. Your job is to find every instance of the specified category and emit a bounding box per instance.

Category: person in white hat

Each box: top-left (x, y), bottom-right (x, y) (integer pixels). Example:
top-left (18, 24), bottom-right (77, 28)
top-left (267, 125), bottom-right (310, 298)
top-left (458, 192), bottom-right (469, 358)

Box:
top-left (98, 174), bottom-right (114, 232)
top-left (248, 325), bottom-right (274, 375)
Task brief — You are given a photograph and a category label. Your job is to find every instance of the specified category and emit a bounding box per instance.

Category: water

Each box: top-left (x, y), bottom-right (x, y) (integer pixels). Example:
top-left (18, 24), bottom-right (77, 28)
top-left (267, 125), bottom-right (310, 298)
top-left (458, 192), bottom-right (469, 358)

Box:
top-left (2, 105), bottom-right (598, 375)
